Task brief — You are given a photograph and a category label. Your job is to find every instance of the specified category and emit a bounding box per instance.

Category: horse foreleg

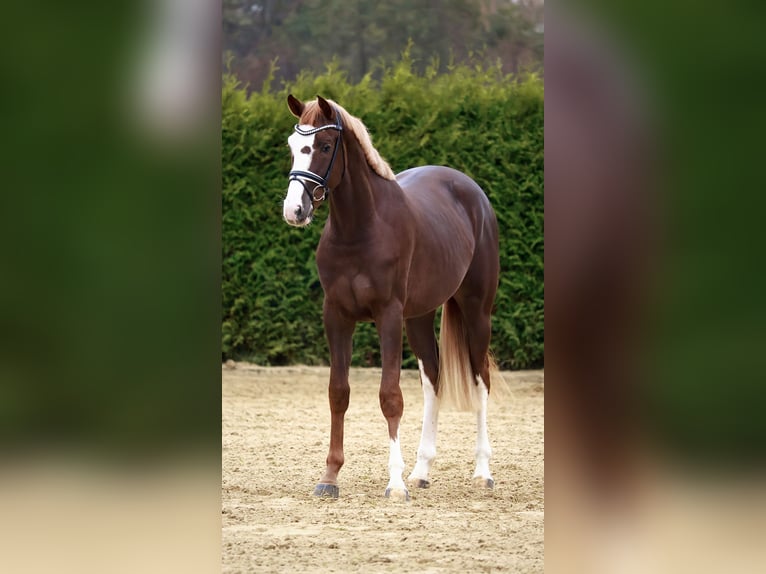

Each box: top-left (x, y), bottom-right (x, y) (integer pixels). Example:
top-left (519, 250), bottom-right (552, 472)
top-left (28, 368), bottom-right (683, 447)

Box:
top-left (375, 303), bottom-right (409, 501)
top-left (314, 305), bottom-right (354, 498)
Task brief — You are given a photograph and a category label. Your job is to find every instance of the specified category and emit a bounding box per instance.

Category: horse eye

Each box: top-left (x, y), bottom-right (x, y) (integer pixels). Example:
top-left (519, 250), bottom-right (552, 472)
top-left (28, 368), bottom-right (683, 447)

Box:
top-left (322, 144), bottom-right (331, 153)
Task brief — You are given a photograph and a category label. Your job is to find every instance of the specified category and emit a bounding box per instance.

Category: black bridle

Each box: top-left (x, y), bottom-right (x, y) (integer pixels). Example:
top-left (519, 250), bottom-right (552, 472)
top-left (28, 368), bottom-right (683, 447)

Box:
top-left (288, 108), bottom-right (344, 202)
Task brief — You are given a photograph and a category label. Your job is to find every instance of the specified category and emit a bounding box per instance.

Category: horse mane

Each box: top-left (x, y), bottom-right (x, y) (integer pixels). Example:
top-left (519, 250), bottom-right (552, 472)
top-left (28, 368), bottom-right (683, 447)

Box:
top-left (299, 99), bottom-right (396, 181)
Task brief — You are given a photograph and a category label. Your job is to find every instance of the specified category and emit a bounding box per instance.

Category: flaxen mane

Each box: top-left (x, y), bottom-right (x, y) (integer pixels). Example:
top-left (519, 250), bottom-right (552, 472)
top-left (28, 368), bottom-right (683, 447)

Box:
top-left (299, 100), bottom-right (396, 181)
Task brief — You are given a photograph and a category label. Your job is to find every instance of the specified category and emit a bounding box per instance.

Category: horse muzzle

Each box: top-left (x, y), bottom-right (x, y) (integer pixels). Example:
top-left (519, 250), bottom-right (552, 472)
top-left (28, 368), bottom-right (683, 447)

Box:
top-left (283, 204), bottom-right (314, 227)
top-left (283, 199), bottom-right (313, 227)
top-left (283, 181), bottom-right (315, 227)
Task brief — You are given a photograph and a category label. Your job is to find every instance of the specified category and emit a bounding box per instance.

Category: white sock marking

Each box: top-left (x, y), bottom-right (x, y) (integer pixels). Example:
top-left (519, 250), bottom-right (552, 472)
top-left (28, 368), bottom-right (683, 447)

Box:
top-left (408, 360), bottom-right (440, 483)
top-left (387, 435), bottom-right (407, 493)
top-left (473, 375), bottom-right (493, 481)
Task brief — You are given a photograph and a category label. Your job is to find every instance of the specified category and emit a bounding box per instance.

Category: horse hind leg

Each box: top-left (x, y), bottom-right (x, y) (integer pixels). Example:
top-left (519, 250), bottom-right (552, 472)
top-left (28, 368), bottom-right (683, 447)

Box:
top-left (456, 296), bottom-right (496, 489)
top-left (472, 367), bottom-right (494, 489)
top-left (405, 312), bottom-right (440, 489)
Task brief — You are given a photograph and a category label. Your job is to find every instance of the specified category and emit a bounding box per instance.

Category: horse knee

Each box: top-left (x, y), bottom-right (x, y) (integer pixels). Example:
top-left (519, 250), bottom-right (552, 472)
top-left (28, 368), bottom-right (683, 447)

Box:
top-left (328, 379), bottom-right (350, 412)
top-left (378, 387), bottom-right (403, 420)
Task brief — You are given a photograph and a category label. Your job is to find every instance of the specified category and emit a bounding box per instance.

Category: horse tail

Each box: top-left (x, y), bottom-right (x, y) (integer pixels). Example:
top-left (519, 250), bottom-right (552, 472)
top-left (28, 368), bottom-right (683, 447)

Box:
top-left (437, 298), bottom-right (482, 412)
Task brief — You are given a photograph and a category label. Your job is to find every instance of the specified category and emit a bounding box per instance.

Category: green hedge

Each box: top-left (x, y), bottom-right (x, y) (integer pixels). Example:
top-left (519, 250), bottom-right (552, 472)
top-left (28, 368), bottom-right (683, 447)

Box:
top-left (222, 54), bottom-right (543, 369)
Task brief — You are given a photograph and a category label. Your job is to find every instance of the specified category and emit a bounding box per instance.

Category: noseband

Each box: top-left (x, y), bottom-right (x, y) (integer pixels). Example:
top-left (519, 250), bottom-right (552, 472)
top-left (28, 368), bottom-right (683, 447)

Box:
top-left (288, 108), bottom-right (344, 202)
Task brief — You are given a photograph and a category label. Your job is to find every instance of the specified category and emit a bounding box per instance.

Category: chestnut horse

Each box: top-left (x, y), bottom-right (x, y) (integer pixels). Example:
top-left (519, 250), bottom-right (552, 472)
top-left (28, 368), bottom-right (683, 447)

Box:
top-left (282, 95), bottom-right (499, 500)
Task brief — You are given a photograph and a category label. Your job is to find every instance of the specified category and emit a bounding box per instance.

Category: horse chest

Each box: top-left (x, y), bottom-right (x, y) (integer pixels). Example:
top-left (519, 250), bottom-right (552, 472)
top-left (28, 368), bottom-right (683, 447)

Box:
top-left (321, 272), bottom-right (381, 316)
top-left (318, 255), bottom-right (392, 316)
top-left (349, 274), bottom-right (377, 307)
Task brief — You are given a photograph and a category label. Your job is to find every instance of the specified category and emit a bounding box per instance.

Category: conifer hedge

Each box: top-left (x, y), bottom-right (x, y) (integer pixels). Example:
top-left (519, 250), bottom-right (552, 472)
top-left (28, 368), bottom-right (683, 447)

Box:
top-left (222, 54), bottom-right (543, 369)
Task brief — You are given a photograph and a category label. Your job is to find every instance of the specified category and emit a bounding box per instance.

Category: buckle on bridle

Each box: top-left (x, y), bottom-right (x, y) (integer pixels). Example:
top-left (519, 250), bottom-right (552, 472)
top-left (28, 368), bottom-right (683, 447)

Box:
top-left (289, 172), bottom-right (330, 202)
top-left (311, 185), bottom-right (328, 202)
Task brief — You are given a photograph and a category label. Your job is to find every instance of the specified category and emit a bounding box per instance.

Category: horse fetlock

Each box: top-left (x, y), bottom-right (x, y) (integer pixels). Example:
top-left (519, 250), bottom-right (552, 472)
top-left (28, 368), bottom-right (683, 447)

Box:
top-left (418, 445), bottom-right (437, 462)
top-left (473, 453), bottom-right (492, 485)
top-left (408, 463), bottom-right (432, 484)
top-left (326, 454), bottom-right (344, 471)
top-left (474, 445), bottom-right (492, 460)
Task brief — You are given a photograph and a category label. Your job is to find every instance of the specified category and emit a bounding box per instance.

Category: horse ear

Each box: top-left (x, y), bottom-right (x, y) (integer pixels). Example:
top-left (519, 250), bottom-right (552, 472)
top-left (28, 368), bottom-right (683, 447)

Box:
top-left (287, 94), bottom-right (304, 118)
top-left (317, 95), bottom-right (335, 121)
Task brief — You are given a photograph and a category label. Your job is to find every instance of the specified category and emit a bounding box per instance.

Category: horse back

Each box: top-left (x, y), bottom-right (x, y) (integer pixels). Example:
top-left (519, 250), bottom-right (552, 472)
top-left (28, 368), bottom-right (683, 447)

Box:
top-left (397, 165), bottom-right (498, 250)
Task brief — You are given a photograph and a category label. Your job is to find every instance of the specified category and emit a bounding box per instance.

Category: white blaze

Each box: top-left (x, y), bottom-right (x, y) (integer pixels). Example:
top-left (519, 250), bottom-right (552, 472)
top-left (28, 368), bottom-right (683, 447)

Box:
top-left (283, 127), bottom-right (315, 223)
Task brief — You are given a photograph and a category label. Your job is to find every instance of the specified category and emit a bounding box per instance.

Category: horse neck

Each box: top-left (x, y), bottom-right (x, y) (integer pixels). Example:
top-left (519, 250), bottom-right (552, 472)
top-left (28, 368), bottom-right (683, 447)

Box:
top-left (326, 139), bottom-right (398, 241)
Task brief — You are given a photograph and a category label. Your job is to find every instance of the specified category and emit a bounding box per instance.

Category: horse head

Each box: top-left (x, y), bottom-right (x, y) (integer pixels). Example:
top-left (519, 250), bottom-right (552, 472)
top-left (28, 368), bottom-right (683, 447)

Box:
top-left (282, 95), bottom-right (344, 227)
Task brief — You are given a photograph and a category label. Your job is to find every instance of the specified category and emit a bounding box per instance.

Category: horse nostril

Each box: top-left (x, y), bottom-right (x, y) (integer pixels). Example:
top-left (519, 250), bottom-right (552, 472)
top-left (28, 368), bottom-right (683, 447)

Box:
top-left (294, 206), bottom-right (303, 217)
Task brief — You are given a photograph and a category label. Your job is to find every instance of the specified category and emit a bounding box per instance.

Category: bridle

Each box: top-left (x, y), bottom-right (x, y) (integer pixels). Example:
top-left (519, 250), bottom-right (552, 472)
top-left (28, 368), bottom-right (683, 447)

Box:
top-left (288, 107), bottom-right (344, 203)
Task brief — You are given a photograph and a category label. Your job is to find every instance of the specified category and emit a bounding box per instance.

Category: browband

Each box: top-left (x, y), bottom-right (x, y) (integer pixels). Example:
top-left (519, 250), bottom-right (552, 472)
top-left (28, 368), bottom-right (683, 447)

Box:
top-left (294, 123), bottom-right (343, 136)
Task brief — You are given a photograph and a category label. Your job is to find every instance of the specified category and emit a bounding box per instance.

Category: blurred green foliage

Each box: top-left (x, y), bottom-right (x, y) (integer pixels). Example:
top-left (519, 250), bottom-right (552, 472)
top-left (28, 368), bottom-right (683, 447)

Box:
top-left (223, 53), bottom-right (543, 369)
top-left (224, 0), bottom-right (543, 88)
top-left (0, 1), bottom-right (220, 452)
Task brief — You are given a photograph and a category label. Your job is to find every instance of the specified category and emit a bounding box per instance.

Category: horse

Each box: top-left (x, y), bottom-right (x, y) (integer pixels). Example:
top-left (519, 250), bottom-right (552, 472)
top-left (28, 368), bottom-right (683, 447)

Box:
top-left (281, 95), bottom-right (500, 500)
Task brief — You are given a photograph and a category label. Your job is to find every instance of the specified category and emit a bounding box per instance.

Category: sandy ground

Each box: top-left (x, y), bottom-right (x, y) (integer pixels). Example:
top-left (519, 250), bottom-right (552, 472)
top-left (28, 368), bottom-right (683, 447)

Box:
top-left (222, 365), bottom-right (543, 573)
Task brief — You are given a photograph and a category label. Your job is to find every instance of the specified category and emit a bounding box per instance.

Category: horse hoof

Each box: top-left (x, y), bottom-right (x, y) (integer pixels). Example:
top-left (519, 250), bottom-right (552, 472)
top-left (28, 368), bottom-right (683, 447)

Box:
top-left (410, 478), bottom-right (430, 489)
top-left (313, 483), bottom-right (339, 498)
top-left (473, 477), bottom-right (495, 489)
top-left (384, 487), bottom-right (411, 502)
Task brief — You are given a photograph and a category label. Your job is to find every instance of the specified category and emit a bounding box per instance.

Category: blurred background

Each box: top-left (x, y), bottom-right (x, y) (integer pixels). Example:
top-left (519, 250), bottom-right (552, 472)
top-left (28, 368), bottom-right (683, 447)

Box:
top-left (1, 1), bottom-right (220, 573)
top-left (221, 7), bottom-right (544, 370)
top-left (0, 0), bottom-right (220, 456)
top-left (2, 0), bottom-right (766, 572)
top-left (546, 1), bottom-right (766, 573)
top-left (224, 0), bottom-right (544, 89)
